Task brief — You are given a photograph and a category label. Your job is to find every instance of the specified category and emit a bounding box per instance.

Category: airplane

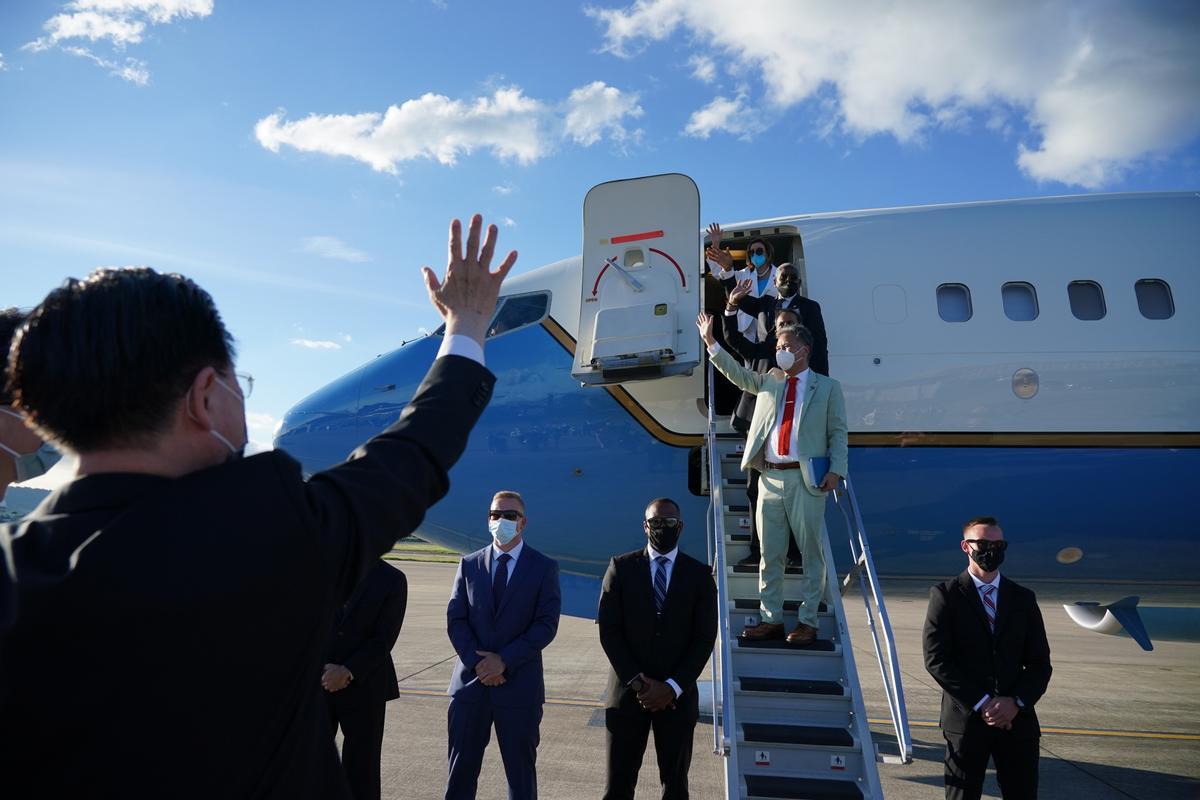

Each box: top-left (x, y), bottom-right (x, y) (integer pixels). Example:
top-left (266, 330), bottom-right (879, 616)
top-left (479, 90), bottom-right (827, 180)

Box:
top-left (275, 177), bottom-right (1200, 649)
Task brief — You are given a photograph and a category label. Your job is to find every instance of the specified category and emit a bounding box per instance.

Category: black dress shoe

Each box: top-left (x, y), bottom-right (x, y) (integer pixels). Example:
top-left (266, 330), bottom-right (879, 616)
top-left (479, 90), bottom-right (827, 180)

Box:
top-left (737, 552), bottom-right (761, 568)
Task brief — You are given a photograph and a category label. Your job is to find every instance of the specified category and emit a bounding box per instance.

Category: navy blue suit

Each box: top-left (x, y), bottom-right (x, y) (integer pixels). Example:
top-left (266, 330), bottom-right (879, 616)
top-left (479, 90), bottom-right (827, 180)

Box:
top-left (445, 541), bottom-right (561, 799)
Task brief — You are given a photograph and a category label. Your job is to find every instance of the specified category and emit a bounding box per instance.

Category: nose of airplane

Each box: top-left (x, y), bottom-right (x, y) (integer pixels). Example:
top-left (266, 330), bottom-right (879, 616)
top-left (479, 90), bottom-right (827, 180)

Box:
top-left (273, 335), bottom-right (441, 474)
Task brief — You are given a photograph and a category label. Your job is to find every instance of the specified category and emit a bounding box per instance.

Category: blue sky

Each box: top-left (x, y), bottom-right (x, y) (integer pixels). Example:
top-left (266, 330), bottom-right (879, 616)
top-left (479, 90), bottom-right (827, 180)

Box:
top-left (2, 0), bottom-right (1198, 487)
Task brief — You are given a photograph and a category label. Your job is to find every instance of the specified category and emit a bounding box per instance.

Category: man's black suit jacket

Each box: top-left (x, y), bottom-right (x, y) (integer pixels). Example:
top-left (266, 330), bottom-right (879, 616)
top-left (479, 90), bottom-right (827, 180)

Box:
top-left (0, 354), bottom-right (493, 799)
top-left (923, 571), bottom-right (1053, 738)
top-left (327, 561), bottom-right (408, 711)
top-left (597, 549), bottom-right (718, 711)
top-left (720, 277), bottom-right (830, 377)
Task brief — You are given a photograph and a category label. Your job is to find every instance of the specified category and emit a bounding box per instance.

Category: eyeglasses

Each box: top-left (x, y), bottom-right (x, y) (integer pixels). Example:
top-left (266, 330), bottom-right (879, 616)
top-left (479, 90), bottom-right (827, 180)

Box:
top-left (488, 510), bottom-right (523, 521)
top-left (235, 372), bottom-right (254, 399)
top-left (749, 247), bottom-right (766, 255)
top-left (645, 517), bottom-right (680, 531)
top-left (964, 539), bottom-right (1007, 551)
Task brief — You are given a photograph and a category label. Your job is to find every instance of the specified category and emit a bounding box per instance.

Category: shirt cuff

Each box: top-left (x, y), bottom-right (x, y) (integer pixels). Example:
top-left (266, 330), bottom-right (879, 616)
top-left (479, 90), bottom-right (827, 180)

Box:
top-left (666, 679), bottom-right (683, 698)
top-left (723, 308), bottom-right (739, 316)
top-left (707, 343), bottom-right (721, 358)
top-left (716, 268), bottom-right (736, 280)
top-left (437, 333), bottom-right (485, 366)
top-left (973, 694), bottom-right (991, 712)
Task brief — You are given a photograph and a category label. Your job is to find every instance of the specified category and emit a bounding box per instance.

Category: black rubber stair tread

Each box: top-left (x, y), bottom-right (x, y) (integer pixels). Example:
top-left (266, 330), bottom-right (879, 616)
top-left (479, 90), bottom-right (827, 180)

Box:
top-left (733, 599), bottom-right (827, 613)
top-left (736, 637), bottom-right (836, 651)
top-left (715, 432), bottom-right (745, 440)
top-left (727, 504), bottom-right (750, 513)
top-left (733, 563), bottom-right (803, 574)
top-left (725, 477), bottom-right (748, 485)
top-left (728, 532), bottom-right (752, 542)
top-left (746, 774), bottom-right (863, 800)
top-left (739, 676), bottom-right (843, 696)
top-left (743, 723), bottom-right (854, 748)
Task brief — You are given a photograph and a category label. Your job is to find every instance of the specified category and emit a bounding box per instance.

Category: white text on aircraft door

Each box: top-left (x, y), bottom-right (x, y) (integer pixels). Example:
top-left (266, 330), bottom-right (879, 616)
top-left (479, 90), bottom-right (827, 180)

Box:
top-left (572, 173), bottom-right (701, 386)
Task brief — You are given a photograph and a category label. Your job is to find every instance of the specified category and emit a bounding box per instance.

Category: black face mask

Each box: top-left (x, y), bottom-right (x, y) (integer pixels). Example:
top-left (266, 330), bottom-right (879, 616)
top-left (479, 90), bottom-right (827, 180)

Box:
top-left (645, 521), bottom-right (681, 553)
top-left (777, 279), bottom-right (798, 298)
top-left (969, 545), bottom-right (1005, 573)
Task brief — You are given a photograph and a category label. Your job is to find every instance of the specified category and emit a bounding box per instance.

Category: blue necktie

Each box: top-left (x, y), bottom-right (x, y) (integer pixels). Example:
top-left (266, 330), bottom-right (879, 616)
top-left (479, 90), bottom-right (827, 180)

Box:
top-left (493, 553), bottom-right (511, 610)
top-left (654, 556), bottom-right (669, 614)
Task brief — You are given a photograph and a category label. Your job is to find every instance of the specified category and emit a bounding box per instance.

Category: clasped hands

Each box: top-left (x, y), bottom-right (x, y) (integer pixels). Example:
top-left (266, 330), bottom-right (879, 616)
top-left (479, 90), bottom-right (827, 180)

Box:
top-left (981, 696), bottom-right (1018, 730)
top-left (321, 663), bottom-right (352, 693)
top-left (635, 673), bottom-right (677, 713)
top-left (475, 650), bottom-right (507, 687)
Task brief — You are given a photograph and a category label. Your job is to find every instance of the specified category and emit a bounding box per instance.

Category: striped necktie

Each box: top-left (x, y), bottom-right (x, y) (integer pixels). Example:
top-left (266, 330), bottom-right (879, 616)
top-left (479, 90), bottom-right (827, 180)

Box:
top-left (981, 583), bottom-right (997, 632)
top-left (654, 556), bottom-right (669, 614)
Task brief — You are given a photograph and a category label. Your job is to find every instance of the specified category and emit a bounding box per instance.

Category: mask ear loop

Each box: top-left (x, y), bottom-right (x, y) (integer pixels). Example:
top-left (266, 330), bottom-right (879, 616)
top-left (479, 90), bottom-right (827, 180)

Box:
top-left (186, 386), bottom-right (237, 455)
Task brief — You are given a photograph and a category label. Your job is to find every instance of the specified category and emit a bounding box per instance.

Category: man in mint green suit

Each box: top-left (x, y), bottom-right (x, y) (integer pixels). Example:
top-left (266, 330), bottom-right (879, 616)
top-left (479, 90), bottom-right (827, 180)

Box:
top-left (697, 313), bottom-right (849, 645)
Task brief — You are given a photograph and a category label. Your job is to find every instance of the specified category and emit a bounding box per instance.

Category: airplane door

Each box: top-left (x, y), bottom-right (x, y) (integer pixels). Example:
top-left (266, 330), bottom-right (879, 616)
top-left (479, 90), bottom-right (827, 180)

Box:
top-left (572, 173), bottom-right (701, 386)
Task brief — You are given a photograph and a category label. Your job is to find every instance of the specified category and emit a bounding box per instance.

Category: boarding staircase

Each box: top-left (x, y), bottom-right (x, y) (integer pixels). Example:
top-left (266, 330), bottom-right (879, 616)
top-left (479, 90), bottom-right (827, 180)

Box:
top-left (703, 366), bottom-right (913, 799)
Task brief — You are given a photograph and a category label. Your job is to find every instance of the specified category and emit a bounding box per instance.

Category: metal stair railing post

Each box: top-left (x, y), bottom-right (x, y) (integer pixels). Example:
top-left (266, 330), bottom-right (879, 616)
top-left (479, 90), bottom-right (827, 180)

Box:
top-left (704, 362), bottom-right (740, 793)
top-left (832, 476), bottom-right (914, 764)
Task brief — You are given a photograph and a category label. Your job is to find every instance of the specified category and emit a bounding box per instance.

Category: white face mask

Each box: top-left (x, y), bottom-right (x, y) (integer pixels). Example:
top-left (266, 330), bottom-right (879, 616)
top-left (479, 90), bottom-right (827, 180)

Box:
top-left (775, 349), bottom-right (796, 371)
top-left (0, 408), bottom-right (62, 482)
top-left (489, 518), bottom-right (520, 546)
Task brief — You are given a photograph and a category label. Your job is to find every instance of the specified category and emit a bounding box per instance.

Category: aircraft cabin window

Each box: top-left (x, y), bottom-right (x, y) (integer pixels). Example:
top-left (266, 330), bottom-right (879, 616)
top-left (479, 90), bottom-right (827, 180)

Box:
top-left (1135, 279), bottom-right (1174, 320)
top-left (487, 291), bottom-right (551, 338)
top-left (936, 283), bottom-right (972, 322)
top-left (1002, 282), bottom-right (1039, 321)
top-left (1068, 280), bottom-right (1106, 321)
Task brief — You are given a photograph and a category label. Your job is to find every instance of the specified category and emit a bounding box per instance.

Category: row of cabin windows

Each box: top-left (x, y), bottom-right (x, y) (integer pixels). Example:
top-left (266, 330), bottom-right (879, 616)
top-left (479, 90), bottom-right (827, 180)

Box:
top-left (936, 279), bottom-right (1175, 323)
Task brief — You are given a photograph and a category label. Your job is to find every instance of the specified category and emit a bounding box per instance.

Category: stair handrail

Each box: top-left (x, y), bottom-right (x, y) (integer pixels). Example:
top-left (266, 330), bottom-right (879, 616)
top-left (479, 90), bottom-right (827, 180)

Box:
top-left (832, 476), bottom-right (914, 763)
top-left (704, 362), bottom-right (741, 792)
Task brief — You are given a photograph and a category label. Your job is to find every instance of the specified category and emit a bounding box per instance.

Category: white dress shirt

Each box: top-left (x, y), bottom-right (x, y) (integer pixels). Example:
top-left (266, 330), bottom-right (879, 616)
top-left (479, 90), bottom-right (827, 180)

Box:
top-left (490, 539), bottom-right (523, 585)
top-left (437, 333), bottom-right (485, 366)
top-left (765, 368), bottom-right (810, 464)
top-left (646, 543), bottom-right (683, 699)
top-left (969, 571), bottom-right (1002, 710)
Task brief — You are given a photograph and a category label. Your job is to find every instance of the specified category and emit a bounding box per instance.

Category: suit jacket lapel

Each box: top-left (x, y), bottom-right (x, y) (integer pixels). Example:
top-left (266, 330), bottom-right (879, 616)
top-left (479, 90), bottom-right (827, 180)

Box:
top-left (798, 372), bottom-right (820, 427)
top-left (993, 575), bottom-right (1013, 636)
top-left (480, 548), bottom-right (496, 615)
top-left (660, 556), bottom-right (688, 617)
top-left (957, 571), bottom-right (993, 634)
top-left (634, 551), bottom-right (658, 615)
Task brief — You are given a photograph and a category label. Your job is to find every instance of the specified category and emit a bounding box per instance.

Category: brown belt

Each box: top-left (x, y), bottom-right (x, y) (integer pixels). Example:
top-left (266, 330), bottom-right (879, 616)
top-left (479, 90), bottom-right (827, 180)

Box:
top-left (764, 461), bottom-right (802, 471)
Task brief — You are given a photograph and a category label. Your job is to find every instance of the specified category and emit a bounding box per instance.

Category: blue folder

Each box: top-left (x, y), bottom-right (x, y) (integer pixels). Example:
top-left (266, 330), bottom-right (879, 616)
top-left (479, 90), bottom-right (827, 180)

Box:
top-left (807, 456), bottom-right (831, 489)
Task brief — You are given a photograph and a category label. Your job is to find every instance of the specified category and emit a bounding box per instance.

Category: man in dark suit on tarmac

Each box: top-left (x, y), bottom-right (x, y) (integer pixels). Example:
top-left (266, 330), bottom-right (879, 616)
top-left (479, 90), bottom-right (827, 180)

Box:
top-left (0, 214), bottom-right (515, 799)
top-left (445, 490), bottom-right (561, 800)
top-left (598, 497), bottom-right (718, 800)
top-left (324, 560), bottom-right (409, 800)
top-left (924, 516), bottom-right (1053, 800)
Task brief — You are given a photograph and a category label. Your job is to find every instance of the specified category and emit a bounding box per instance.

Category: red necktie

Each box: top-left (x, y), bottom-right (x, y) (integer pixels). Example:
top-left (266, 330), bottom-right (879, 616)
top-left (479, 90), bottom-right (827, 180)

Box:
top-left (777, 377), bottom-right (798, 456)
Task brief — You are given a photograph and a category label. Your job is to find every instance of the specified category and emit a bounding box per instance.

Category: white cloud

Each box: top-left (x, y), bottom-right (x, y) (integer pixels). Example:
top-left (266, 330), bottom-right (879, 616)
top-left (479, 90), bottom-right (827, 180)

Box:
top-left (687, 54), bottom-right (716, 83)
top-left (0, 52), bottom-right (7, 71)
top-left (492, 183), bottom-right (514, 195)
top-left (23, 0), bottom-right (212, 82)
top-left (562, 80), bottom-right (643, 146)
top-left (501, 217), bottom-right (516, 228)
top-left (256, 82), bottom-right (643, 173)
top-left (591, 0), bottom-right (1200, 188)
top-left (63, 45), bottom-right (149, 85)
top-left (684, 94), bottom-right (751, 140)
top-left (244, 411), bottom-right (278, 454)
top-left (291, 338), bottom-right (342, 350)
top-left (300, 235), bottom-right (371, 263)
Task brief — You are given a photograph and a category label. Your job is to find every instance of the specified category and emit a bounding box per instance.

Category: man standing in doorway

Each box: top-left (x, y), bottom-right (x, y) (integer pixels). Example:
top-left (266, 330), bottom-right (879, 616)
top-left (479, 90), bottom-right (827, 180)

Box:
top-left (923, 516), bottom-right (1053, 799)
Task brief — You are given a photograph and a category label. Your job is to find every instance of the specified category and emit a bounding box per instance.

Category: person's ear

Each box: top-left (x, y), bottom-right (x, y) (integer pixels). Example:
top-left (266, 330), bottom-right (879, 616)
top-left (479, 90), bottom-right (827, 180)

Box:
top-left (185, 367), bottom-right (220, 431)
top-left (517, 515), bottom-right (527, 534)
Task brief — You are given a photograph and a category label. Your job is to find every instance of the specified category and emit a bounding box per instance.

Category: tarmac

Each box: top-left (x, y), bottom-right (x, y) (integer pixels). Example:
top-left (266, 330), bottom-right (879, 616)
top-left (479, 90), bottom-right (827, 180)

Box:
top-left (369, 561), bottom-right (1200, 799)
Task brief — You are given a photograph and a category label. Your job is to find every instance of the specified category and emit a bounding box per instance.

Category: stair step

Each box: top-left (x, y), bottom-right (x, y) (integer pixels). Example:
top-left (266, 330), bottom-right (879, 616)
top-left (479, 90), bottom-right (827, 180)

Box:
top-left (743, 723), bottom-right (854, 749)
top-left (736, 637), bottom-right (836, 652)
top-left (733, 599), bottom-right (827, 613)
top-left (727, 532), bottom-right (752, 542)
top-left (732, 563), bottom-right (804, 575)
top-left (727, 504), bottom-right (750, 513)
top-left (745, 774), bottom-right (863, 800)
top-left (739, 677), bottom-right (843, 697)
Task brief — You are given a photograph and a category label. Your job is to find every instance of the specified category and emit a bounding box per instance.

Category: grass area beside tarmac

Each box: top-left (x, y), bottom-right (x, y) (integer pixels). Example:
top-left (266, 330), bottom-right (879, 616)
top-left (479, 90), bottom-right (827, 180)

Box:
top-left (386, 537), bottom-right (460, 564)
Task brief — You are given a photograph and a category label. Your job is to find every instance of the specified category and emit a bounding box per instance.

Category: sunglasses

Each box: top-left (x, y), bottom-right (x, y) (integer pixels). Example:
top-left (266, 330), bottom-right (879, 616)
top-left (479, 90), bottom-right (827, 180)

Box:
top-left (964, 539), bottom-right (1007, 551)
top-left (749, 247), bottom-right (766, 255)
top-left (488, 510), bottom-right (523, 521)
top-left (645, 517), bottom-right (680, 531)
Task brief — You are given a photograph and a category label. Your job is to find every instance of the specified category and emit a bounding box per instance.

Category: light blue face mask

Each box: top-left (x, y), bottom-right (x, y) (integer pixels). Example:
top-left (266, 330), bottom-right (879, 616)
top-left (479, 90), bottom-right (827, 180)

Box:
top-left (0, 408), bottom-right (62, 482)
top-left (489, 517), bottom-right (521, 546)
top-left (750, 253), bottom-right (767, 269)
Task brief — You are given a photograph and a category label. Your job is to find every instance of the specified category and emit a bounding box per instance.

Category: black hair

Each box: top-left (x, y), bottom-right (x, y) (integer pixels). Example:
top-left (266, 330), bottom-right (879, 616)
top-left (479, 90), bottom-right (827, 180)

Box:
top-left (644, 497), bottom-right (680, 517)
top-left (9, 267), bottom-right (236, 450)
top-left (0, 307), bottom-right (25, 405)
top-left (777, 323), bottom-right (814, 350)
